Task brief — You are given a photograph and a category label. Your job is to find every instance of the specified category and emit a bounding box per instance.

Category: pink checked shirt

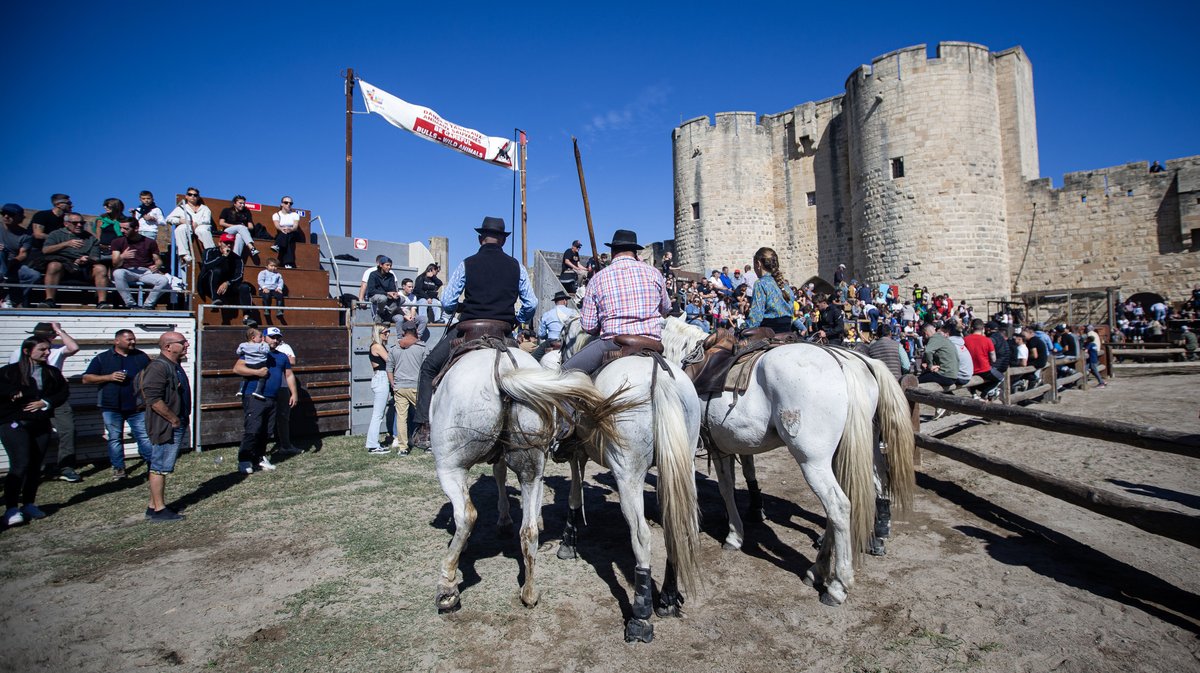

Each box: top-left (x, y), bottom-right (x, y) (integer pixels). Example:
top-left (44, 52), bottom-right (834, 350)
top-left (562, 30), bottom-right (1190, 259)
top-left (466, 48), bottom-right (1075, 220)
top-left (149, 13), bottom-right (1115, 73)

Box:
top-left (580, 256), bottom-right (672, 339)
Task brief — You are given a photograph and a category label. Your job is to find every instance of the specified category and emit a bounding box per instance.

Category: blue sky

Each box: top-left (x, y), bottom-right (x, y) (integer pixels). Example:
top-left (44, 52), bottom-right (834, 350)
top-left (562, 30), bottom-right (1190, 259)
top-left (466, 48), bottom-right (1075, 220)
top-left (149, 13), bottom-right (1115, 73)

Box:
top-left (3, 2), bottom-right (1197, 269)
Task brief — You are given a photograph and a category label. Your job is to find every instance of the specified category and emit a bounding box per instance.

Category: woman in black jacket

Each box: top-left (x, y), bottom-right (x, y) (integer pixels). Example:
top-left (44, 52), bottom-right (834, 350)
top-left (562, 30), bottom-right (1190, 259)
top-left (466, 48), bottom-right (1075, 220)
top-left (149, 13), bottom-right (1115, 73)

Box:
top-left (0, 337), bottom-right (70, 527)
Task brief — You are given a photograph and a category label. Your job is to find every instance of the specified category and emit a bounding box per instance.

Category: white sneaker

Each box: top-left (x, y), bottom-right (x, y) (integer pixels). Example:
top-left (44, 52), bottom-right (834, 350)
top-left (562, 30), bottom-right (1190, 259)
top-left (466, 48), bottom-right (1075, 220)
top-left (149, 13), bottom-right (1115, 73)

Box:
top-left (258, 457), bottom-right (277, 471)
top-left (4, 507), bottom-right (25, 527)
top-left (0, 299), bottom-right (12, 309)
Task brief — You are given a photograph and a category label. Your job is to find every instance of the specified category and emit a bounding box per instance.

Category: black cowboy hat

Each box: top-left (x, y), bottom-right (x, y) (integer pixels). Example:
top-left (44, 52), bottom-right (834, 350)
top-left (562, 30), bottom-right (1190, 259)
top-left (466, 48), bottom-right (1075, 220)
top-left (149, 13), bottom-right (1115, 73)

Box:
top-left (475, 216), bottom-right (509, 236)
top-left (552, 290), bottom-right (571, 302)
top-left (604, 229), bottom-right (644, 250)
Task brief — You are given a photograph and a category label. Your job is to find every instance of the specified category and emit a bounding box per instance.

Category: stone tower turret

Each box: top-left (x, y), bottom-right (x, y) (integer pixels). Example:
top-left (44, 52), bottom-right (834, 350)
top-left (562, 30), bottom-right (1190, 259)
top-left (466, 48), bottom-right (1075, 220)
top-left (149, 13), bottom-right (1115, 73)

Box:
top-left (844, 42), bottom-right (1012, 299)
top-left (672, 112), bottom-right (776, 275)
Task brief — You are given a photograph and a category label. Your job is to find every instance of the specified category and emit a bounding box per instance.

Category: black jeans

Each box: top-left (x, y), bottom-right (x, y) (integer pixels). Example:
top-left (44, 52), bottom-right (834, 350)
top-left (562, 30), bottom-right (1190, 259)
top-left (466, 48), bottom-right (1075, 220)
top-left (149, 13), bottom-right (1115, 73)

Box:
top-left (414, 333), bottom-right (454, 425)
top-left (1, 420), bottom-right (52, 509)
top-left (239, 396), bottom-right (277, 465)
top-left (918, 371), bottom-right (958, 387)
top-left (274, 230), bottom-right (304, 267)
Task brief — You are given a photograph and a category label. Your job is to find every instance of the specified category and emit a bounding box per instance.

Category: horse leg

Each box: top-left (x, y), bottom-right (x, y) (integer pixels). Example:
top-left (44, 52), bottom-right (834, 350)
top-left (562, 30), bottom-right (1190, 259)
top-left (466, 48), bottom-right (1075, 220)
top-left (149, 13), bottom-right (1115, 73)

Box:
top-left (654, 561), bottom-right (685, 618)
top-left (799, 461), bottom-right (853, 606)
top-left (435, 466), bottom-right (477, 613)
top-left (557, 453), bottom-right (586, 560)
top-left (493, 462), bottom-right (514, 536)
top-left (615, 466), bottom-right (655, 643)
top-left (514, 452), bottom-right (546, 608)
top-left (713, 453), bottom-right (746, 550)
top-left (741, 454), bottom-right (766, 523)
top-left (869, 432), bottom-right (891, 556)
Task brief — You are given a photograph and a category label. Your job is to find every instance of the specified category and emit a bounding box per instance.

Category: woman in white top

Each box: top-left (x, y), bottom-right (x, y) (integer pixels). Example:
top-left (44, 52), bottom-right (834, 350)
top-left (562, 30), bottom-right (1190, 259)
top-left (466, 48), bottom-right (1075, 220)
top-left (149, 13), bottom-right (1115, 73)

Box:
top-left (167, 187), bottom-right (214, 264)
top-left (270, 196), bottom-right (303, 269)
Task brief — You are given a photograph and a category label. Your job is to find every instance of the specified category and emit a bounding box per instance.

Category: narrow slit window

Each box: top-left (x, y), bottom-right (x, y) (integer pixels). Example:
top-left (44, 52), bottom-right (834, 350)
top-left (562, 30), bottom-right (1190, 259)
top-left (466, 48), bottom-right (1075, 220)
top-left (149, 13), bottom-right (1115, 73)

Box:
top-left (890, 157), bottom-right (905, 179)
top-left (807, 191), bottom-right (817, 207)
top-left (691, 202), bottom-right (700, 220)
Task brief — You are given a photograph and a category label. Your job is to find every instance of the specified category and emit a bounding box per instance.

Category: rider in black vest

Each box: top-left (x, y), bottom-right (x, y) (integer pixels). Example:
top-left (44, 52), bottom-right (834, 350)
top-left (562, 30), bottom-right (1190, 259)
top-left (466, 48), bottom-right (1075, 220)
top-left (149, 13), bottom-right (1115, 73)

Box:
top-left (409, 216), bottom-right (537, 449)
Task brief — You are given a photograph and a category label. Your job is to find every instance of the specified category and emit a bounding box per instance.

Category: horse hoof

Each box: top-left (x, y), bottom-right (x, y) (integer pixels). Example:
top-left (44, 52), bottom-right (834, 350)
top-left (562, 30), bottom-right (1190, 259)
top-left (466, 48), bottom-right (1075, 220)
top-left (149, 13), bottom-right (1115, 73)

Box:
top-left (556, 543), bottom-right (577, 560)
top-left (868, 537), bottom-right (887, 557)
top-left (624, 618), bottom-right (655, 643)
top-left (721, 541), bottom-right (742, 551)
top-left (819, 591), bottom-right (843, 607)
top-left (654, 604), bottom-right (684, 619)
top-left (436, 589), bottom-right (461, 613)
top-left (521, 588), bottom-right (541, 608)
top-left (802, 571), bottom-right (818, 588)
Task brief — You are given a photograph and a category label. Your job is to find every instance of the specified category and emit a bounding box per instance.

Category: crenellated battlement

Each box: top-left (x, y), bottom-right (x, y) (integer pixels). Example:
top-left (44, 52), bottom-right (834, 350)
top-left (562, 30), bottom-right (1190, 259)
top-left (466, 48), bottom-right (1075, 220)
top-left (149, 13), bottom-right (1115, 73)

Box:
top-left (846, 42), bottom-right (997, 90)
top-left (672, 40), bottom-right (1200, 303)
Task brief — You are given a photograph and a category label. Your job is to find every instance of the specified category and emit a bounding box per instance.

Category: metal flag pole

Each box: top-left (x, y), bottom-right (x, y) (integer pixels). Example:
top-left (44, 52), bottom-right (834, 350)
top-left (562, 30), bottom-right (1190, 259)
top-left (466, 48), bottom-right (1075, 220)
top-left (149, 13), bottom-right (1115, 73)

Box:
top-left (344, 68), bottom-right (355, 238)
top-left (519, 130), bottom-right (528, 265)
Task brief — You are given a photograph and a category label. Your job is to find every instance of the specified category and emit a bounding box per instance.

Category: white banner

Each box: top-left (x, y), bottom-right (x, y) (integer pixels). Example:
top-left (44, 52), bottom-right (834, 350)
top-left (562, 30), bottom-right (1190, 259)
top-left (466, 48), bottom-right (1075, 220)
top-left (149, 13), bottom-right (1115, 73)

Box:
top-left (359, 79), bottom-right (517, 171)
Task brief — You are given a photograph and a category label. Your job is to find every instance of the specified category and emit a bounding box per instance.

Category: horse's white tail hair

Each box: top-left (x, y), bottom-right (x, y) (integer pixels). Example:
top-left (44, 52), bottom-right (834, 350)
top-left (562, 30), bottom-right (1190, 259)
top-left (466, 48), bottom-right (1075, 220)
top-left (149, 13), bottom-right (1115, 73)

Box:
top-left (652, 374), bottom-right (703, 596)
top-left (832, 356), bottom-right (876, 562)
top-left (860, 358), bottom-right (916, 513)
top-left (497, 366), bottom-right (624, 450)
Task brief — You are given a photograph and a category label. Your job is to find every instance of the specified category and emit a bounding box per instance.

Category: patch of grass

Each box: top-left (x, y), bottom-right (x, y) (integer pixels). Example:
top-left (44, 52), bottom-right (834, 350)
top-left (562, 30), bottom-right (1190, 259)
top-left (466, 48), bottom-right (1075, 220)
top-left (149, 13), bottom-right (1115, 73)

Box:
top-left (283, 578), bottom-right (352, 616)
top-left (877, 626), bottom-right (999, 671)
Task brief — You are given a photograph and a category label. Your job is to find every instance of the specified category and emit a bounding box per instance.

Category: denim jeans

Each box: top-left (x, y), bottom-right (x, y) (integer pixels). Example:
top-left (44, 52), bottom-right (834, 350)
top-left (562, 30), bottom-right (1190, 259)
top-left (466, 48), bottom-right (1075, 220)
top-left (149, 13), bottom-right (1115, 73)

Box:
top-left (150, 426), bottom-right (185, 474)
top-left (0, 253), bottom-right (42, 306)
top-left (366, 371), bottom-right (390, 448)
top-left (102, 410), bottom-right (154, 470)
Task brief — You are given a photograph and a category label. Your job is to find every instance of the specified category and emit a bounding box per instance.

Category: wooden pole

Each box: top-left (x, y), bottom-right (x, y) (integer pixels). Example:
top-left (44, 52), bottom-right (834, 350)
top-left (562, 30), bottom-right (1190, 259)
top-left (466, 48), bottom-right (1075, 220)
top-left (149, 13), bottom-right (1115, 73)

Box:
top-left (904, 387), bottom-right (1200, 459)
top-left (915, 433), bottom-right (1200, 549)
top-left (344, 68), bottom-right (355, 238)
top-left (572, 137), bottom-right (599, 262)
top-left (519, 132), bottom-right (528, 265)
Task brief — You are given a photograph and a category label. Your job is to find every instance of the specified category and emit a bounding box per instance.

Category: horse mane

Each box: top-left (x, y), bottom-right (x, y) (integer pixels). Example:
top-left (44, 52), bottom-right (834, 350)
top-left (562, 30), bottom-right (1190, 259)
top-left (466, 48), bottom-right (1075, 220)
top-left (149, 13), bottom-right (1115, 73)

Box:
top-left (662, 316), bottom-right (708, 364)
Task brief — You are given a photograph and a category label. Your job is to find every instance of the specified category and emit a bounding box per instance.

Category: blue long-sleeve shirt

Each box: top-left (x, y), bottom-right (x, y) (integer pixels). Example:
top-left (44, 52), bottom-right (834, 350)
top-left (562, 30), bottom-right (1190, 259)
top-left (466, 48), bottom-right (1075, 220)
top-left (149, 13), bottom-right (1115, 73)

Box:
top-left (441, 260), bottom-right (537, 324)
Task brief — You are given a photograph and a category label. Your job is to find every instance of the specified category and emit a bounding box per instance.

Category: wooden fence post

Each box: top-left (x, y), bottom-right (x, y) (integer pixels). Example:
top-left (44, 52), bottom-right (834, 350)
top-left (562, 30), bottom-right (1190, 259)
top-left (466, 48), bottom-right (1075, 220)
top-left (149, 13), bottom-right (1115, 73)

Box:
top-left (1047, 358), bottom-right (1059, 403)
top-left (1001, 368), bottom-right (1012, 405)
top-left (900, 374), bottom-right (921, 466)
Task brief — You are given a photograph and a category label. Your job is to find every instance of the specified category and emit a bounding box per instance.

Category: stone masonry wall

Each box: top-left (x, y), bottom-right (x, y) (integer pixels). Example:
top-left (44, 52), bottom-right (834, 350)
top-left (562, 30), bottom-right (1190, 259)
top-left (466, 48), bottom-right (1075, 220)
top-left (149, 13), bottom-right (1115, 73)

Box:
top-left (1011, 157), bottom-right (1200, 302)
top-left (845, 42), bottom-right (1011, 301)
top-left (671, 41), bottom-right (1200, 308)
top-left (672, 112), bottom-right (776, 277)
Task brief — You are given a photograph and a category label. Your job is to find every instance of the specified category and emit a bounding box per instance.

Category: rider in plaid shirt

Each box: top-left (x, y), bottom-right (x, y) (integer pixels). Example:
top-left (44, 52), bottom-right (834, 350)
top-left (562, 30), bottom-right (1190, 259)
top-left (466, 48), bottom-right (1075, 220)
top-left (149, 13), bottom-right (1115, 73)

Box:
top-left (562, 229), bottom-right (671, 375)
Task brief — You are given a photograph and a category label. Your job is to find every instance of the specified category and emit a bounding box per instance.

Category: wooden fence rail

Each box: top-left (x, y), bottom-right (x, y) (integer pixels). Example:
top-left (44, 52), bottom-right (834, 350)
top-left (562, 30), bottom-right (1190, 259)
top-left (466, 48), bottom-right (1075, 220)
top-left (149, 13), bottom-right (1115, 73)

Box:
top-left (915, 433), bottom-right (1200, 549)
top-left (904, 388), bottom-right (1200, 459)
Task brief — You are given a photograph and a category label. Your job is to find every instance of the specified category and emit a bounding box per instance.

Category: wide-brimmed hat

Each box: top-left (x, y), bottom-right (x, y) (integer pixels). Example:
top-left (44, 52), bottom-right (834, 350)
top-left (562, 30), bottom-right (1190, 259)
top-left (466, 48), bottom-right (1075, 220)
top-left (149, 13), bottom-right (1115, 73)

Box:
top-left (31, 322), bottom-right (55, 336)
top-left (604, 229), bottom-right (643, 250)
top-left (552, 290), bottom-right (571, 302)
top-left (475, 216), bottom-right (509, 236)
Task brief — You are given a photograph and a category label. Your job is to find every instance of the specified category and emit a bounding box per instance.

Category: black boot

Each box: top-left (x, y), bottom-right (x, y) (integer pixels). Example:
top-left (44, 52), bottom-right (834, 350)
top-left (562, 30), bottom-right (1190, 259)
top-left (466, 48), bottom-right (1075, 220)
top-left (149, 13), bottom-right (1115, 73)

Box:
top-left (874, 496), bottom-right (892, 539)
top-left (625, 567), bottom-right (655, 643)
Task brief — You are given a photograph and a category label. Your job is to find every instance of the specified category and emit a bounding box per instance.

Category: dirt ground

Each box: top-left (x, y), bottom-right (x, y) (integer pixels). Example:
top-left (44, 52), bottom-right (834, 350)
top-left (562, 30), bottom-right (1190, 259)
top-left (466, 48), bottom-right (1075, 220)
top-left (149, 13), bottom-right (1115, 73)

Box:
top-left (0, 374), bottom-right (1198, 673)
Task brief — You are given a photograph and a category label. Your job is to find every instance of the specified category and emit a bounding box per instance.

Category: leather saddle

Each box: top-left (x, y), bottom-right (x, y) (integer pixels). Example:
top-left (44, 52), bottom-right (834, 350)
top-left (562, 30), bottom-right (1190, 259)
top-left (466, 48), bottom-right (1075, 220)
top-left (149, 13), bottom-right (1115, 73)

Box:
top-left (684, 327), bottom-right (795, 396)
top-left (454, 319), bottom-right (512, 345)
top-left (433, 319), bottom-right (518, 388)
top-left (597, 334), bottom-right (666, 369)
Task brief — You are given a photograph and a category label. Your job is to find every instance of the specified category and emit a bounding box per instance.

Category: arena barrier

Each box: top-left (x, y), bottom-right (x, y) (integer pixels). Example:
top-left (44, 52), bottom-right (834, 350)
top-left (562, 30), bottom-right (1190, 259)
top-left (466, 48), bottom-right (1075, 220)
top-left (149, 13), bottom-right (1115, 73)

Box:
top-left (902, 382), bottom-right (1200, 549)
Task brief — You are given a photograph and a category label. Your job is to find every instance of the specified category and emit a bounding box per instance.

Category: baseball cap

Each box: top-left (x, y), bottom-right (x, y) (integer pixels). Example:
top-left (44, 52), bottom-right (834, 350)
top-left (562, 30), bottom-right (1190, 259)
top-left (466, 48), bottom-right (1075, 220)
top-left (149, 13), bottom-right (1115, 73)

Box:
top-left (400, 319), bottom-right (419, 332)
top-left (1, 203), bottom-right (23, 217)
top-left (264, 327), bottom-right (282, 337)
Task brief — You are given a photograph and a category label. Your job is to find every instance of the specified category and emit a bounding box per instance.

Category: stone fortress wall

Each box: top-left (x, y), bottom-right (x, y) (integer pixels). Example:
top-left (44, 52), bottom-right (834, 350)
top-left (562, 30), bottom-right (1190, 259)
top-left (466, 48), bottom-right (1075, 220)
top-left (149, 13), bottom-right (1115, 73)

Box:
top-left (672, 41), bottom-right (1200, 304)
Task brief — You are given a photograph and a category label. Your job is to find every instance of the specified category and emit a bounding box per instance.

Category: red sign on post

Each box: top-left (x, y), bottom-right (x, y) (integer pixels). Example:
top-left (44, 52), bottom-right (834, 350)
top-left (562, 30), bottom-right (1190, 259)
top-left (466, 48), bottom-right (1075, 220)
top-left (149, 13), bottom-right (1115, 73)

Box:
top-left (245, 202), bottom-right (262, 212)
top-left (354, 238), bottom-right (368, 250)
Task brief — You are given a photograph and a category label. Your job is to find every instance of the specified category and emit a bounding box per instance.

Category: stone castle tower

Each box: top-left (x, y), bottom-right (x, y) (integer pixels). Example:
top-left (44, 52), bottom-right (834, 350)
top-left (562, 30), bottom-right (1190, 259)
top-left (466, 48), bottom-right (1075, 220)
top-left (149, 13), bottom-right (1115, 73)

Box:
top-left (673, 42), bottom-right (1200, 302)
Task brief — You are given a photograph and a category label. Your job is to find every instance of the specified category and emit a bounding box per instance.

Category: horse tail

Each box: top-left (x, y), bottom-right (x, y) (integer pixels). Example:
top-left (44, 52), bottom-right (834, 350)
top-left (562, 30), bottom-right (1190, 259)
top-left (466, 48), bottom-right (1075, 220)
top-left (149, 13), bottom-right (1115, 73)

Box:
top-left (861, 358), bottom-right (916, 514)
top-left (652, 372), bottom-right (703, 597)
top-left (832, 356), bottom-right (876, 562)
top-left (498, 366), bottom-right (632, 451)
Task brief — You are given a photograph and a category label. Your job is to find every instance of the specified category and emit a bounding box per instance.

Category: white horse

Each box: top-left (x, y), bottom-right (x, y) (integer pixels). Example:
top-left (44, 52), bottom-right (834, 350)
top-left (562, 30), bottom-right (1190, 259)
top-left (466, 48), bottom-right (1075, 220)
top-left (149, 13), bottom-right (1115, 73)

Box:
top-left (430, 344), bottom-right (624, 613)
top-left (556, 326), bottom-right (704, 643)
top-left (661, 317), bottom-right (915, 606)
